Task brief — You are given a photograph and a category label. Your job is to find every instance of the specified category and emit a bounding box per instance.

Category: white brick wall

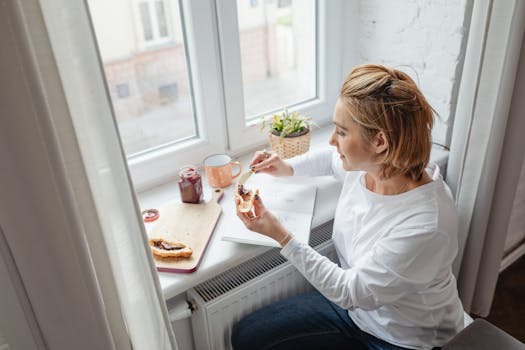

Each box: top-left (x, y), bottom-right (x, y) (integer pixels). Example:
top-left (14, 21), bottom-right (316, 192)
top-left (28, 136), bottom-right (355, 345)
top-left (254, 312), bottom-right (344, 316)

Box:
top-left (349, 0), bottom-right (470, 147)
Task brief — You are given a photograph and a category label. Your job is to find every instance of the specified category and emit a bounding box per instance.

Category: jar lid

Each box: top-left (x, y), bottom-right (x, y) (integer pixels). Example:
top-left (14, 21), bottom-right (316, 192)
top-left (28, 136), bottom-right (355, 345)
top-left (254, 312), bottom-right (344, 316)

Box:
top-left (142, 209), bottom-right (159, 222)
top-left (179, 165), bottom-right (198, 177)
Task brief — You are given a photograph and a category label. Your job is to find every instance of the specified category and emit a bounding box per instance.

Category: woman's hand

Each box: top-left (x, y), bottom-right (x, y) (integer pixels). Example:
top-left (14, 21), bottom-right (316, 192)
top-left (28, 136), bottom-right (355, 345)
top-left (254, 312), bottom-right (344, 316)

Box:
top-left (249, 150), bottom-right (294, 177)
top-left (236, 194), bottom-right (293, 247)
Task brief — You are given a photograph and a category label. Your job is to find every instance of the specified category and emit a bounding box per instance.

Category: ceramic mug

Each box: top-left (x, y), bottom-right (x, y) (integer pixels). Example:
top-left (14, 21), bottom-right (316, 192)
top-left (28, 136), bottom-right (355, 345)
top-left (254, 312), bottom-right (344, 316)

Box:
top-left (203, 154), bottom-right (242, 188)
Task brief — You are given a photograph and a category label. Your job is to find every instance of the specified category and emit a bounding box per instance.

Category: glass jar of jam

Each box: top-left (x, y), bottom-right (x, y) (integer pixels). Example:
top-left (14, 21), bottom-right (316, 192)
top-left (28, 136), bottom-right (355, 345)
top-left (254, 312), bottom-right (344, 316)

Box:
top-left (178, 166), bottom-right (203, 204)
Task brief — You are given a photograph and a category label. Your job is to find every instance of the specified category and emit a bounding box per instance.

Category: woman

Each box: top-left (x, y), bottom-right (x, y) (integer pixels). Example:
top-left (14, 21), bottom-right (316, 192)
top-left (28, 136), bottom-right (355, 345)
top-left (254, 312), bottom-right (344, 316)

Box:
top-left (232, 64), bottom-right (464, 350)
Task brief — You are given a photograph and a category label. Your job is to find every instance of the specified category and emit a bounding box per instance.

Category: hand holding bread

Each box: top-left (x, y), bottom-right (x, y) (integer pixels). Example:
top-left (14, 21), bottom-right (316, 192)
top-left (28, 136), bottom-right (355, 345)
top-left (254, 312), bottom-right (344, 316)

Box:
top-left (234, 150), bottom-right (295, 247)
top-left (235, 191), bottom-right (292, 247)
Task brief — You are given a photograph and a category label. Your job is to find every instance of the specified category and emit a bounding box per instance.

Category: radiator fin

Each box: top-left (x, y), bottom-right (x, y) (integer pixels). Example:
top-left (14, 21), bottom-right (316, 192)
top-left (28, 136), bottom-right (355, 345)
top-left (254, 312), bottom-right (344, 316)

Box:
top-left (308, 220), bottom-right (334, 247)
top-left (194, 220), bottom-right (334, 303)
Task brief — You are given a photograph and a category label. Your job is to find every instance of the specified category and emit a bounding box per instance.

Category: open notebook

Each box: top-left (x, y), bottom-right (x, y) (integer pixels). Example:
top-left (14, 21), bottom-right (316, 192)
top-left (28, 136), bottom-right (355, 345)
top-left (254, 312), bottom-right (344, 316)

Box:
top-left (222, 175), bottom-right (317, 247)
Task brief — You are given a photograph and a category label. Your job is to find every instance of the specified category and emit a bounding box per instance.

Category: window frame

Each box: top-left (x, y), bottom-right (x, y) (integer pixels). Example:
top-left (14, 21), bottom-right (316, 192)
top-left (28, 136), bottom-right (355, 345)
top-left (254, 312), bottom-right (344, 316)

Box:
top-left (217, 0), bottom-right (342, 153)
top-left (124, 0), bottom-right (343, 190)
top-left (127, 0), bottom-right (228, 191)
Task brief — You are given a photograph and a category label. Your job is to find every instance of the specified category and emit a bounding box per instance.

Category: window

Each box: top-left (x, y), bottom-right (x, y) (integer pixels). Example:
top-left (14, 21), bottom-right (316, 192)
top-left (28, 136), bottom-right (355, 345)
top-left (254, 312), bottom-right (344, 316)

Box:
top-left (87, 0), bottom-right (342, 189)
top-left (237, 0), bottom-right (316, 118)
top-left (138, 0), bottom-right (170, 44)
top-left (116, 83), bottom-right (131, 98)
top-left (159, 83), bottom-right (178, 102)
top-left (88, 0), bottom-right (197, 157)
top-left (139, 2), bottom-right (154, 40)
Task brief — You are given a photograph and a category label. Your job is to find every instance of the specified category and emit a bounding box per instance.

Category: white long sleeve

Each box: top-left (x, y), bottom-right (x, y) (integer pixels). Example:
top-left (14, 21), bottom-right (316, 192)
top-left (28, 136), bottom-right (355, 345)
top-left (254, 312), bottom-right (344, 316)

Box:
top-left (286, 146), bottom-right (345, 181)
top-left (281, 227), bottom-right (450, 310)
top-left (279, 164), bottom-right (464, 350)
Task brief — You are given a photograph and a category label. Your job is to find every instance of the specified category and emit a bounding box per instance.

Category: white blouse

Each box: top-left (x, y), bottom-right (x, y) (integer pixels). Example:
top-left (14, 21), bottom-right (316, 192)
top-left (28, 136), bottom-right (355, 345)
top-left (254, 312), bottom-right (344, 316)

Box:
top-left (281, 147), bottom-right (464, 350)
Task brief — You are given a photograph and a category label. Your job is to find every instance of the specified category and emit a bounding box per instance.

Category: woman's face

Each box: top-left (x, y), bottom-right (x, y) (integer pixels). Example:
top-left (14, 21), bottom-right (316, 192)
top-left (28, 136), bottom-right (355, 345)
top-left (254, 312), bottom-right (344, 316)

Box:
top-left (328, 98), bottom-right (377, 172)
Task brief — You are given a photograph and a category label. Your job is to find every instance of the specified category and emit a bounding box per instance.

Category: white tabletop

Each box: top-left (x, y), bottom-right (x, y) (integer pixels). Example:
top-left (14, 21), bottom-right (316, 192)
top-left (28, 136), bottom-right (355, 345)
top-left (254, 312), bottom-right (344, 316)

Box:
top-left (139, 173), bottom-right (340, 300)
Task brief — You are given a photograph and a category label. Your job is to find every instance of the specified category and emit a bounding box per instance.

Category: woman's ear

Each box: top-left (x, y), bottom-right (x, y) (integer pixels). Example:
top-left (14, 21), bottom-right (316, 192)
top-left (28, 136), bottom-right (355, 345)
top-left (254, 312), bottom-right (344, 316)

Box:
top-left (372, 131), bottom-right (388, 154)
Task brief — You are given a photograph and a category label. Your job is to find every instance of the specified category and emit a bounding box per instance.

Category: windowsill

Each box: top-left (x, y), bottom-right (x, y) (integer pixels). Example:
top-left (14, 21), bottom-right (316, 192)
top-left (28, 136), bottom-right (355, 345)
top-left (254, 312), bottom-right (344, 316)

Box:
top-left (137, 125), bottom-right (449, 300)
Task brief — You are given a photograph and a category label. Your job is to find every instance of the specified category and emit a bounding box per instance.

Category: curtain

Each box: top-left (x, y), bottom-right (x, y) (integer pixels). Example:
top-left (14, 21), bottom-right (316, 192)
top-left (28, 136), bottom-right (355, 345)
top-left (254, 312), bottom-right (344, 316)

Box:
top-left (503, 160), bottom-right (525, 258)
top-left (448, 0), bottom-right (525, 316)
top-left (0, 0), bottom-right (178, 349)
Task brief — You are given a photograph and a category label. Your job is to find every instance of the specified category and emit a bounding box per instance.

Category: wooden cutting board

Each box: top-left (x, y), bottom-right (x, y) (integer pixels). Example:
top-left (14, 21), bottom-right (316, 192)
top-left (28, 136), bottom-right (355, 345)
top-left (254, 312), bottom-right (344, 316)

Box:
top-left (148, 188), bottom-right (224, 273)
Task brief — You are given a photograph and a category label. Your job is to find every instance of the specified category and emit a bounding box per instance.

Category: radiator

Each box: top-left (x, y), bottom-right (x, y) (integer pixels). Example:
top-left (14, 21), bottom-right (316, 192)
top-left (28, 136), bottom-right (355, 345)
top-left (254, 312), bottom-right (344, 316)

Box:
top-left (187, 220), bottom-right (337, 350)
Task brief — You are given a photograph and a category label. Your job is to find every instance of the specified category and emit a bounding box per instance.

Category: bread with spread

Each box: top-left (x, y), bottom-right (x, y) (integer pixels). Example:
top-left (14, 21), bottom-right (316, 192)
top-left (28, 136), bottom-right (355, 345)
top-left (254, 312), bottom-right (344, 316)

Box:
top-left (236, 184), bottom-right (259, 213)
top-left (149, 238), bottom-right (193, 258)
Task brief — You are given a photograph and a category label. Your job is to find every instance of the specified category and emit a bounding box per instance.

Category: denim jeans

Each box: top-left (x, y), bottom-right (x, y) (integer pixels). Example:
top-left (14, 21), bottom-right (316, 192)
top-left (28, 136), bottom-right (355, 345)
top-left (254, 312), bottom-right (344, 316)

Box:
top-left (231, 290), bottom-right (416, 350)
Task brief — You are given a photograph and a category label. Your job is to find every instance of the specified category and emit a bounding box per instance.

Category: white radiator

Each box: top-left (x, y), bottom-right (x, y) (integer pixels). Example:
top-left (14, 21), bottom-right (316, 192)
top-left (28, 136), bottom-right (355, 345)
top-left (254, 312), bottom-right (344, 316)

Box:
top-left (187, 220), bottom-right (337, 350)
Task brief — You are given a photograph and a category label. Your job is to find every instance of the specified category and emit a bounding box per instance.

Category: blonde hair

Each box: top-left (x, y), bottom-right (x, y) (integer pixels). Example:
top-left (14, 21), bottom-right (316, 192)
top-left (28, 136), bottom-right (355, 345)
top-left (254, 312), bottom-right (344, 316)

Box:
top-left (340, 64), bottom-right (435, 181)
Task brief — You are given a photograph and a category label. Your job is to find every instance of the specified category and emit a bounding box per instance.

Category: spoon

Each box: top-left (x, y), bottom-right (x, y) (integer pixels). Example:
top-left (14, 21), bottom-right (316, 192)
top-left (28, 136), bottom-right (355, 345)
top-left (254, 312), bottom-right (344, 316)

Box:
top-left (237, 169), bottom-right (254, 186)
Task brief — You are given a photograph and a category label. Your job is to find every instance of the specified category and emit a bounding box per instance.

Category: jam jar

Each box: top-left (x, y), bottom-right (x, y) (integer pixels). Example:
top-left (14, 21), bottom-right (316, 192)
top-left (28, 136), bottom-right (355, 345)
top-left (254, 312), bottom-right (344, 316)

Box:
top-left (178, 166), bottom-right (203, 204)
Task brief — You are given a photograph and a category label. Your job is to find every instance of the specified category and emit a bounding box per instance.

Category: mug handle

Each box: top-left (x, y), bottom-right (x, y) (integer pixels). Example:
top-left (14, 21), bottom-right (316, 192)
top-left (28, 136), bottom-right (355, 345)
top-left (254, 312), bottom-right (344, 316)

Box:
top-left (230, 161), bottom-right (242, 179)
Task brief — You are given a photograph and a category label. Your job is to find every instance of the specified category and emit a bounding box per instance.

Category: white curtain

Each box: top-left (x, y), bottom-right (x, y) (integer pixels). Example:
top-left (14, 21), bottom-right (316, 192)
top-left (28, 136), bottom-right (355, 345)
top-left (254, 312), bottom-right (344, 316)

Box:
top-left (503, 161), bottom-right (525, 258)
top-left (448, 0), bottom-right (525, 316)
top-left (0, 0), bottom-right (177, 349)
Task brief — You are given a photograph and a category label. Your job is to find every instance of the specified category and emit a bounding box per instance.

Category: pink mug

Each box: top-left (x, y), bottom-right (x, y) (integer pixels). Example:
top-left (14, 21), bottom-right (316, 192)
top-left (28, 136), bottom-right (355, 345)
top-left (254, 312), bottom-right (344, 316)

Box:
top-left (203, 154), bottom-right (242, 188)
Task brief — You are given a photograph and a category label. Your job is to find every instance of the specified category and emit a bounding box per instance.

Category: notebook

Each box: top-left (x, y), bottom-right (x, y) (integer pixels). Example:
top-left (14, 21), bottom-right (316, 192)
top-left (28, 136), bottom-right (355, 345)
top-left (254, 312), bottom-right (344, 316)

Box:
top-left (221, 175), bottom-right (317, 247)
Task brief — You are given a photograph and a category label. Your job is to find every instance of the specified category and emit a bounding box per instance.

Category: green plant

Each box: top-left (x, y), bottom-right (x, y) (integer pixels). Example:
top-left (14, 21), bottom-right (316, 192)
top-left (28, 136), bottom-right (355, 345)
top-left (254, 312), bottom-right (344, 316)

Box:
top-left (260, 109), bottom-right (314, 138)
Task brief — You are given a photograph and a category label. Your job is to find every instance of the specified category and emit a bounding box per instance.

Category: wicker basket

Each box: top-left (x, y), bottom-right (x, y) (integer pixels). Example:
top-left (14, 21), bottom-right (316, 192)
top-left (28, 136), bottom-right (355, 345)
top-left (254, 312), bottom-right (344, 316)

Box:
top-left (269, 129), bottom-right (311, 159)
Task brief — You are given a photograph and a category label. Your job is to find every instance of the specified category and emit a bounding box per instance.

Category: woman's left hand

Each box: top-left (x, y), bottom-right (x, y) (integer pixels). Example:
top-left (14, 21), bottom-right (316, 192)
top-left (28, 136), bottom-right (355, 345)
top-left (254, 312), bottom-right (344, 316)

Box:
top-left (235, 194), bottom-right (292, 247)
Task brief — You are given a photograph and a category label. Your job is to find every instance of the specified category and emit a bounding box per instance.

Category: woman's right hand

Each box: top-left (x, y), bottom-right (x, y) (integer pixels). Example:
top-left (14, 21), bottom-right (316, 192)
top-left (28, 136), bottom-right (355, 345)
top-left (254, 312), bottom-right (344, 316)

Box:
top-left (236, 193), bottom-right (292, 247)
top-left (250, 150), bottom-right (293, 177)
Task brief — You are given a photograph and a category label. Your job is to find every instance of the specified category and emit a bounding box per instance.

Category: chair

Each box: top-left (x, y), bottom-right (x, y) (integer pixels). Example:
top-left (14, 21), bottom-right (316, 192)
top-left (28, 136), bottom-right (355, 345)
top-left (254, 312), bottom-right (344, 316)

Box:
top-left (443, 318), bottom-right (525, 349)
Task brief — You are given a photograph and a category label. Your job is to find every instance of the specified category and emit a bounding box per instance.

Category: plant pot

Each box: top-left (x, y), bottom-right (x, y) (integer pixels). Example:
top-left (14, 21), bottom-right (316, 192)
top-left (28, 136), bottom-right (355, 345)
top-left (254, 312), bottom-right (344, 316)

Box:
top-left (269, 128), bottom-right (311, 159)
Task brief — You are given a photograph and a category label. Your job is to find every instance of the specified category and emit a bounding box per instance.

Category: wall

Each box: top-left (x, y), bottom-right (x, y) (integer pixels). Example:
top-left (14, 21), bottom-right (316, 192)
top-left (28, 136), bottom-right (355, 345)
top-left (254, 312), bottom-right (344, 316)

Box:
top-left (343, 0), bottom-right (471, 148)
top-left (87, 0), bottom-right (136, 60)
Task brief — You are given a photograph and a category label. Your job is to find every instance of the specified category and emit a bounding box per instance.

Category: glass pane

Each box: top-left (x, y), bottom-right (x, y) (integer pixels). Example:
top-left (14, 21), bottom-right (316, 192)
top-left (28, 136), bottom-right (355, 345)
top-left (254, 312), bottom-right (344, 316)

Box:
top-left (237, 0), bottom-right (316, 118)
top-left (87, 0), bottom-right (197, 156)
top-left (156, 1), bottom-right (169, 38)
top-left (139, 2), bottom-right (153, 41)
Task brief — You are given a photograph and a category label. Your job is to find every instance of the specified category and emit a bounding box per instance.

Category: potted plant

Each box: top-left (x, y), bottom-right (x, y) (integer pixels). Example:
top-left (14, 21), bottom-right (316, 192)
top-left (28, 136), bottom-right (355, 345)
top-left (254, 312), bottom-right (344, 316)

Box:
top-left (260, 109), bottom-right (314, 159)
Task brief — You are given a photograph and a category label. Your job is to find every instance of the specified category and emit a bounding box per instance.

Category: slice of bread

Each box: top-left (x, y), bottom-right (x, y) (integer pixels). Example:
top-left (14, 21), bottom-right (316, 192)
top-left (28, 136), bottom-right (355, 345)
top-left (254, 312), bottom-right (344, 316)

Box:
top-left (236, 184), bottom-right (259, 213)
top-left (149, 238), bottom-right (193, 258)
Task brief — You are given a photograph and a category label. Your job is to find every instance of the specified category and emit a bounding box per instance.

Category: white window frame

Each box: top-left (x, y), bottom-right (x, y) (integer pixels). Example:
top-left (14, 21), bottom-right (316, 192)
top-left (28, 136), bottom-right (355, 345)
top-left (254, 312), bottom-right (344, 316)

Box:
top-left (125, 0), bottom-right (343, 190)
top-left (217, 0), bottom-right (343, 153)
top-left (127, 0), bottom-right (229, 191)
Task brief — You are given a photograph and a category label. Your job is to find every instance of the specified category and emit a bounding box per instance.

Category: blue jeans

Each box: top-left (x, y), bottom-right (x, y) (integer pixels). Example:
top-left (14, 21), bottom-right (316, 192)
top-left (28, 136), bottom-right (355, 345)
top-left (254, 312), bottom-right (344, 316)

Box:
top-left (231, 291), bottom-right (413, 350)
